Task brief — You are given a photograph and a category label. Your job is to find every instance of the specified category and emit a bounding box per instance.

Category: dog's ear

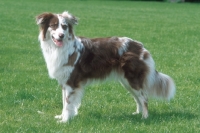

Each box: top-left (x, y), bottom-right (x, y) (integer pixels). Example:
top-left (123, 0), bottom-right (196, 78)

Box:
top-left (62, 11), bottom-right (78, 26)
top-left (36, 13), bottom-right (54, 26)
top-left (36, 13), bottom-right (55, 40)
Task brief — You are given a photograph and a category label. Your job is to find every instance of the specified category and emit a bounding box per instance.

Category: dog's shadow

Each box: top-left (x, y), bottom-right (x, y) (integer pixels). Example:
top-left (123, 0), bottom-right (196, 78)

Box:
top-left (85, 110), bottom-right (196, 124)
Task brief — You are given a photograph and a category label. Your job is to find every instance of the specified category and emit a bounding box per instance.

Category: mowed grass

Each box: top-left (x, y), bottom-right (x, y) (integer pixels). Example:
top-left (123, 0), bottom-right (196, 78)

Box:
top-left (0, 0), bottom-right (200, 132)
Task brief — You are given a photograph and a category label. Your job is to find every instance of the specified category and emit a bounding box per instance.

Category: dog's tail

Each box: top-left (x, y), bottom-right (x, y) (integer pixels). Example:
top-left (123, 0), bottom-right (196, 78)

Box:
top-left (144, 54), bottom-right (176, 100)
top-left (148, 72), bottom-right (176, 100)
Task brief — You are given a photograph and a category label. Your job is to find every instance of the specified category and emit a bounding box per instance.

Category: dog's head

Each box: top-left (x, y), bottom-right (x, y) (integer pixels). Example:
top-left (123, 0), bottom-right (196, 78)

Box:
top-left (36, 11), bottom-right (78, 47)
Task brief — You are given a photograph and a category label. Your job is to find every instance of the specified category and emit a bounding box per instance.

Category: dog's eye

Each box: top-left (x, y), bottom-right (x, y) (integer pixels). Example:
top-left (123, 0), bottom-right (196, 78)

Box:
top-left (62, 24), bottom-right (68, 30)
top-left (49, 24), bottom-right (58, 29)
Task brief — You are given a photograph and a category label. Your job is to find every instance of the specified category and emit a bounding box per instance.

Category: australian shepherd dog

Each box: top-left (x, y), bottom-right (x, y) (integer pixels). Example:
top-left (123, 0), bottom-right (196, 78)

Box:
top-left (36, 11), bottom-right (175, 123)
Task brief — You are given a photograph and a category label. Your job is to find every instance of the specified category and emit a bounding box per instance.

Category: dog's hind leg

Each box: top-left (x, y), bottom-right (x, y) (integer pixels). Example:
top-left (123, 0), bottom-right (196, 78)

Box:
top-left (131, 90), bottom-right (148, 119)
top-left (120, 78), bottom-right (148, 119)
top-left (132, 93), bottom-right (142, 115)
top-left (126, 89), bottom-right (148, 119)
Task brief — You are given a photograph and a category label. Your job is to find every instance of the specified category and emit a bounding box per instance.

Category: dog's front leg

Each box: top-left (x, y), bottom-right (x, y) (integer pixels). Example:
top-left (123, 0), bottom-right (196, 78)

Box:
top-left (55, 87), bottom-right (66, 120)
top-left (56, 85), bottom-right (84, 123)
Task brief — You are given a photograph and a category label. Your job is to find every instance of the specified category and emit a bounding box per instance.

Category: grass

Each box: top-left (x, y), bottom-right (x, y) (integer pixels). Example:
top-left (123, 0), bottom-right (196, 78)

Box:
top-left (0, 0), bottom-right (200, 132)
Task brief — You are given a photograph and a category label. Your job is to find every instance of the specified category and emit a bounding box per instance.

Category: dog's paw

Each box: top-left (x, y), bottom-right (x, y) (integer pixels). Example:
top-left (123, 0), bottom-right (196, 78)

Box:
top-left (56, 117), bottom-right (69, 123)
top-left (57, 119), bottom-right (68, 123)
top-left (141, 113), bottom-right (148, 119)
top-left (56, 112), bottom-right (70, 123)
top-left (132, 112), bottom-right (140, 115)
top-left (55, 115), bottom-right (62, 119)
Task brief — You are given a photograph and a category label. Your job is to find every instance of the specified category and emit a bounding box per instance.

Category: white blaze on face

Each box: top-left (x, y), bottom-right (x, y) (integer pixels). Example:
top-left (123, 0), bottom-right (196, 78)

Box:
top-left (51, 15), bottom-right (69, 47)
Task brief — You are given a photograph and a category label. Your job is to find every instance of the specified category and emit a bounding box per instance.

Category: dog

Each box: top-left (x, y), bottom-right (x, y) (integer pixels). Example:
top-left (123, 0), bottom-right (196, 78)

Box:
top-left (36, 11), bottom-right (175, 123)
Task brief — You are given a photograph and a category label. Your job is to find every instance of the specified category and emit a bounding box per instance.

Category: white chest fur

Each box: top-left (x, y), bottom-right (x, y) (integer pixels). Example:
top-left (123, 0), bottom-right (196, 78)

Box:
top-left (40, 39), bottom-right (80, 85)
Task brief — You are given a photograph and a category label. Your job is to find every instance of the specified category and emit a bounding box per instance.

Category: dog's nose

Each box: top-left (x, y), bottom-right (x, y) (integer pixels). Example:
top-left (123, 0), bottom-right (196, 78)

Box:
top-left (59, 33), bottom-right (64, 39)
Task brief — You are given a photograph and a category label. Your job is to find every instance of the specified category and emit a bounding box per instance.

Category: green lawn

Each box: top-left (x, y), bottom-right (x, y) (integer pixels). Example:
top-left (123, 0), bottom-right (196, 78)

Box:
top-left (0, 0), bottom-right (200, 132)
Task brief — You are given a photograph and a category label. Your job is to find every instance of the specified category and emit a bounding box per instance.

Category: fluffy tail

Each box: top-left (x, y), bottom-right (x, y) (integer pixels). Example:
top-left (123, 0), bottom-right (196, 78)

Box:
top-left (147, 71), bottom-right (176, 100)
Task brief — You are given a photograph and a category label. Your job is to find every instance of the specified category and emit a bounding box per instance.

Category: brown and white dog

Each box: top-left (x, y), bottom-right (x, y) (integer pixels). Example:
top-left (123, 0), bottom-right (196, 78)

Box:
top-left (36, 11), bottom-right (175, 123)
